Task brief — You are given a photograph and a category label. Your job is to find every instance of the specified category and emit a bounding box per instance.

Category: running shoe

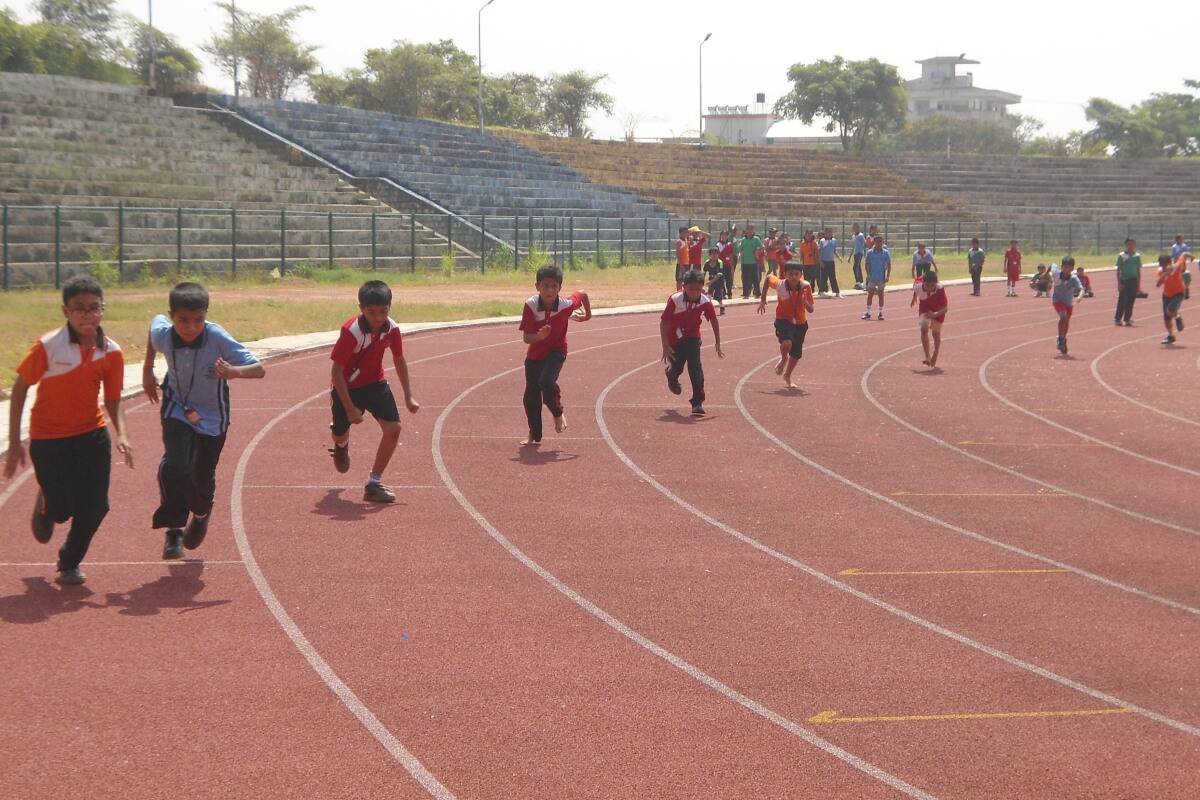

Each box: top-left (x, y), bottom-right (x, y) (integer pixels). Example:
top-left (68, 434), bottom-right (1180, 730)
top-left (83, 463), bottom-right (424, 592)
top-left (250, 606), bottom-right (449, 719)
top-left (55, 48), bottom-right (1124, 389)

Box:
top-left (690, 402), bottom-right (706, 416)
top-left (183, 514), bottom-right (210, 551)
top-left (330, 444), bottom-right (350, 474)
top-left (363, 482), bottom-right (397, 504)
top-left (162, 529), bottom-right (184, 560)
top-left (666, 369), bottom-right (682, 396)
top-left (853, 283), bottom-right (864, 291)
top-left (55, 567), bottom-right (86, 585)
top-left (1163, 334), bottom-right (1176, 345)
top-left (31, 490), bottom-right (53, 543)
top-left (1057, 337), bottom-right (1067, 355)
top-left (861, 310), bottom-right (872, 320)
top-left (1176, 315), bottom-right (1184, 332)
top-left (1123, 320), bottom-right (1133, 327)
top-left (877, 312), bottom-right (885, 321)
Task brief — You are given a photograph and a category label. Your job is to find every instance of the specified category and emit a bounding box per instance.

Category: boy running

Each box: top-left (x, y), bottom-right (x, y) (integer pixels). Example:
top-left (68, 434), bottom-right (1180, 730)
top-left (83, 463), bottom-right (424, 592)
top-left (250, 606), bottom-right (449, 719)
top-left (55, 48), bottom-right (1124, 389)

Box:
top-left (6, 275), bottom-right (132, 585)
top-left (758, 261), bottom-right (814, 389)
top-left (967, 238), bottom-right (986, 296)
top-left (143, 282), bottom-right (265, 557)
top-left (1004, 240), bottom-right (1023, 297)
top-left (703, 247), bottom-right (727, 314)
top-left (851, 223), bottom-right (867, 290)
top-left (662, 269), bottom-right (723, 416)
top-left (1052, 257), bottom-right (1084, 355)
top-left (1157, 253), bottom-right (1186, 345)
top-left (738, 225), bottom-right (765, 299)
top-left (862, 236), bottom-right (892, 320)
top-left (519, 265), bottom-right (592, 443)
top-left (327, 280), bottom-right (418, 504)
top-left (911, 271), bottom-right (948, 367)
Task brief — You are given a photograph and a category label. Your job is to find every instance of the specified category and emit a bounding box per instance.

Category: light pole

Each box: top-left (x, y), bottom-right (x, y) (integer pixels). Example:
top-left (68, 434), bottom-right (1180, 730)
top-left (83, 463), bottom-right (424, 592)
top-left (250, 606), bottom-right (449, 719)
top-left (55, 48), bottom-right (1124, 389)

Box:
top-left (478, 0), bottom-right (497, 135)
top-left (698, 32), bottom-right (712, 146)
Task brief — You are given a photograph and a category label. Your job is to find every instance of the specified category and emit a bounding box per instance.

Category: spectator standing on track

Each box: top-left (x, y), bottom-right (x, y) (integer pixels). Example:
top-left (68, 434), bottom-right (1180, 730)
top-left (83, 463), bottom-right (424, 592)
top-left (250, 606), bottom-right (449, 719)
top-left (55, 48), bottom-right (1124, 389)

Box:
top-left (716, 230), bottom-right (736, 302)
top-left (862, 236), bottom-right (892, 321)
top-left (675, 227), bottom-right (693, 291)
top-left (738, 225), bottom-right (765, 298)
top-left (799, 230), bottom-right (821, 289)
top-left (776, 234), bottom-right (796, 279)
top-left (703, 247), bottom-right (727, 315)
top-left (911, 242), bottom-right (937, 280)
top-left (1003, 240), bottom-right (1023, 297)
top-left (818, 227), bottom-right (842, 298)
top-left (764, 228), bottom-right (780, 277)
top-left (758, 260), bottom-right (814, 390)
top-left (911, 270), bottom-right (948, 368)
top-left (518, 265), bottom-right (592, 444)
top-left (1052, 257), bottom-right (1084, 355)
top-left (143, 282), bottom-right (265, 558)
top-left (851, 223), bottom-right (867, 290)
top-left (5, 275), bottom-right (132, 586)
top-left (1157, 254), bottom-right (1186, 345)
top-left (661, 269), bottom-right (723, 416)
top-left (967, 238), bottom-right (986, 296)
top-left (1114, 238), bottom-right (1142, 326)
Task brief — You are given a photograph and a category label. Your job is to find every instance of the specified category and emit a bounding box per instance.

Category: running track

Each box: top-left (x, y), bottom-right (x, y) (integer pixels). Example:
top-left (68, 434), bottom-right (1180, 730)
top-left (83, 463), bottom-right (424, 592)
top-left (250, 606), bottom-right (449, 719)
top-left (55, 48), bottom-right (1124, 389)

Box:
top-left (2, 271), bottom-right (1198, 799)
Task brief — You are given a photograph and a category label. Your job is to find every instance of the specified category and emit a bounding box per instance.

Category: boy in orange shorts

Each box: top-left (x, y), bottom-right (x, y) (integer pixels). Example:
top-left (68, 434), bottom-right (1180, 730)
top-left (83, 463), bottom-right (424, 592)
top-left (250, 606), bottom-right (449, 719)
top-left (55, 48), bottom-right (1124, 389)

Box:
top-left (758, 261), bottom-right (814, 389)
top-left (1157, 253), bottom-right (1186, 345)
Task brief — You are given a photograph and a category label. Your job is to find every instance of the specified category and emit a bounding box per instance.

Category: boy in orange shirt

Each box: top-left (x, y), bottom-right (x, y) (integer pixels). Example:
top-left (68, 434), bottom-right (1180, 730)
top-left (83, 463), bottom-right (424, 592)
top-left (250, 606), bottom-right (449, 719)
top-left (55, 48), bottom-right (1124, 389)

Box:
top-left (757, 261), bottom-right (815, 390)
top-left (1157, 254), bottom-right (1186, 345)
top-left (799, 230), bottom-right (820, 288)
top-left (4, 275), bottom-right (133, 585)
top-left (674, 226), bottom-right (692, 290)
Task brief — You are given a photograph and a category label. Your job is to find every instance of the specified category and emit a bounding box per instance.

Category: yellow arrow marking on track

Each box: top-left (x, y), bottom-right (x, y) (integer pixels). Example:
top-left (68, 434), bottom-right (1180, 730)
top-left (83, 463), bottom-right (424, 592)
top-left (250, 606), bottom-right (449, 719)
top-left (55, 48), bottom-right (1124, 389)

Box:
top-left (808, 707), bottom-right (1132, 724)
top-left (838, 567), bottom-right (1070, 577)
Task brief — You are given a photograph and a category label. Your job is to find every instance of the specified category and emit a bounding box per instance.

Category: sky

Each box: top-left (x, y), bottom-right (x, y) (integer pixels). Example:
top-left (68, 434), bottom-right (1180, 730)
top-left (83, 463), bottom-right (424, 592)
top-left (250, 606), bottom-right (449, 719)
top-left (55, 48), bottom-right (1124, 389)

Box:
top-left (70, 0), bottom-right (1197, 139)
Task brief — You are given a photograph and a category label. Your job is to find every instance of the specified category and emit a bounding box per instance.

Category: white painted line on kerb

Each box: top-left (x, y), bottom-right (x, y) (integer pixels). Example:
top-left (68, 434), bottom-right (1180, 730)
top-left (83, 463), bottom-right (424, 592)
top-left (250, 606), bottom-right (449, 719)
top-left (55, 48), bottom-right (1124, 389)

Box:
top-left (980, 331), bottom-right (1200, 478)
top-left (243, 484), bottom-right (444, 490)
top-left (0, 560), bottom-right (245, 567)
top-left (1089, 335), bottom-right (1200, 427)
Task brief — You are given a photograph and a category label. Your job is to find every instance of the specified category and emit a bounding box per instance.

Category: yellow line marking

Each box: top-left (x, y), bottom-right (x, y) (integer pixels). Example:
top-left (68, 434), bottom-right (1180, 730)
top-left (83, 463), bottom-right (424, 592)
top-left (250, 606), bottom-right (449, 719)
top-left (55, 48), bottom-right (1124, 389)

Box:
top-left (838, 567), bottom-right (1070, 577)
top-left (957, 440), bottom-right (1101, 447)
top-left (890, 490), bottom-right (1064, 497)
top-left (808, 707), bottom-right (1132, 724)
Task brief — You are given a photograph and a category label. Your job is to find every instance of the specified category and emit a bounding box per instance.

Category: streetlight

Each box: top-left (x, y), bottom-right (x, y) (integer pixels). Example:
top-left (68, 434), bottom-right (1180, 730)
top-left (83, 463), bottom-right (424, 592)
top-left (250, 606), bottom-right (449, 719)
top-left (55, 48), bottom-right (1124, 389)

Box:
top-left (478, 0), bottom-right (497, 135)
top-left (698, 32), bottom-right (712, 146)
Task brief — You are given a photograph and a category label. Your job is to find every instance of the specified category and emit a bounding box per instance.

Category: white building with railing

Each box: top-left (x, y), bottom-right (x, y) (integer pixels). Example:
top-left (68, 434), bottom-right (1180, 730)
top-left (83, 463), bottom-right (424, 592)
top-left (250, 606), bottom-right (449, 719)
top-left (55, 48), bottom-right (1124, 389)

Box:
top-left (905, 55), bottom-right (1020, 122)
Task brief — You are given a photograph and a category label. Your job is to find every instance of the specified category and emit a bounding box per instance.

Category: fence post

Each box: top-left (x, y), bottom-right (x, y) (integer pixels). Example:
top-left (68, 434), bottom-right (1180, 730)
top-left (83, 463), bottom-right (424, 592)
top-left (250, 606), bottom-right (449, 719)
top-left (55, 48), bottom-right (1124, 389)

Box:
top-left (527, 215), bottom-right (533, 267)
top-left (2, 204), bottom-right (7, 291)
top-left (1067, 222), bottom-right (1073, 256)
top-left (666, 217), bottom-right (672, 261)
top-left (1159, 223), bottom-right (1164, 253)
top-left (1096, 221), bottom-right (1101, 255)
top-left (480, 213), bottom-right (487, 274)
top-left (54, 205), bottom-right (61, 288)
top-left (231, 208), bottom-right (237, 278)
top-left (370, 211), bottom-right (377, 271)
top-left (594, 216), bottom-right (600, 263)
top-left (117, 203), bottom-right (124, 281)
top-left (905, 220), bottom-right (911, 252)
top-left (327, 212), bottom-right (334, 268)
top-left (932, 220), bottom-right (937, 252)
top-left (956, 220), bottom-right (961, 254)
top-left (983, 222), bottom-right (988, 252)
top-left (1041, 221), bottom-right (1046, 255)
top-left (884, 220), bottom-right (889, 247)
top-left (280, 208), bottom-right (287, 275)
top-left (514, 214), bottom-right (520, 270)
top-left (410, 214), bottom-right (416, 273)
top-left (446, 213), bottom-right (453, 253)
top-left (568, 215), bottom-right (575, 268)
top-left (643, 217), bottom-right (648, 263)
top-left (175, 207), bottom-right (182, 275)
top-left (1011, 222), bottom-right (1016, 245)
top-left (620, 218), bottom-right (626, 266)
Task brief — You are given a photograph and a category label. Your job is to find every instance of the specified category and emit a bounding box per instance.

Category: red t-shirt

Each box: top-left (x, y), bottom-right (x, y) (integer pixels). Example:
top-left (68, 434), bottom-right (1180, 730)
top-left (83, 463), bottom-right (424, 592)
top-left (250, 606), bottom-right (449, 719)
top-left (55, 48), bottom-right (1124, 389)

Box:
top-left (660, 291), bottom-right (717, 346)
top-left (716, 241), bottom-right (734, 267)
top-left (917, 286), bottom-right (948, 316)
top-left (688, 234), bottom-right (709, 267)
top-left (777, 246), bottom-right (795, 266)
top-left (519, 292), bottom-right (583, 360)
top-left (330, 316), bottom-right (404, 389)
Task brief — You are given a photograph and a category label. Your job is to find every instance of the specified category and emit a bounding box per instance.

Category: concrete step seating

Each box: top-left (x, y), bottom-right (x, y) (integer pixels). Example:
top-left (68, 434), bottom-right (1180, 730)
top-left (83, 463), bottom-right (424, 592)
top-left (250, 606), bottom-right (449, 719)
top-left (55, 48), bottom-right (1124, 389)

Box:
top-left (226, 97), bottom-right (667, 219)
top-left (879, 153), bottom-right (1200, 223)
top-left (496, 131), bottom-right (971, 222)
top-left (0, 73), bottom-right (474, 284)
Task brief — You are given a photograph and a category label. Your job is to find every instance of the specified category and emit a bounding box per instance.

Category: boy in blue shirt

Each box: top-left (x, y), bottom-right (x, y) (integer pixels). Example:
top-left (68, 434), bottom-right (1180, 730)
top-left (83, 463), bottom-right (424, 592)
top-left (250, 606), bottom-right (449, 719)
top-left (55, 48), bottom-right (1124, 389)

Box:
top-left (817, 227), bottom-right (842, 298)
top-left (861, 236), bottom-right (892, 321)
top-left (142, 282), bottom-right (265, 559)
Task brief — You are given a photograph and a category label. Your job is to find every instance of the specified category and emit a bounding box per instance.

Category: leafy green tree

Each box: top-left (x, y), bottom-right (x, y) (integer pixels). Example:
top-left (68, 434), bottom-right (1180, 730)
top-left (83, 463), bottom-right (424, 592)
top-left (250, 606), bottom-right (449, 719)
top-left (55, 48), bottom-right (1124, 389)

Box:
top-left (204, 3), bottom-right (318, 99)
top-left (775, 57), bottom-right (906, 152)
top-left (0, 9), bottom-right (132, 82)
top-left (541, 70), bottom-right (613, 138)
top-left (1083, 82), bottom-right (1199, 158)
top-left (36, 0), bottom-right (116, 52)
top-left (125, 19), bottom-right (201, 95)
top-left (882, 115), bottom-right (1020, 155)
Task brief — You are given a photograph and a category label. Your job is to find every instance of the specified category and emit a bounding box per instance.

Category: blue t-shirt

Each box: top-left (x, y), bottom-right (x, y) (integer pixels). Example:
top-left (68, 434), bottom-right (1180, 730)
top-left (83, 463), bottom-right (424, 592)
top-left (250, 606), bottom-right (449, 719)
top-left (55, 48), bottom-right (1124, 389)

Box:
top-left (819, 237), bottom-right (838, 262)
top-left (150, 314), bottom-right (258, 437)
top-left (1052, 274), bottom-right (1083, 307)
top-left (852, 232), bottom-right (866, 255)
top-left (1171, 242), bottom-right (1191, 260)
top-left (912, 249), bottom-right (935, 268)
top-left (864, 249), bottom-right (891, 282)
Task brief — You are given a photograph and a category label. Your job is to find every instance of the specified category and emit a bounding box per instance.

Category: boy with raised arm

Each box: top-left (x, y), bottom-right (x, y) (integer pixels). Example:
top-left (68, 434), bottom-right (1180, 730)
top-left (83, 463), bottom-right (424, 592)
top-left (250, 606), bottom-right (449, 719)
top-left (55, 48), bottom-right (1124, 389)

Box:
top-left (519, 265), bottom-right (591, 444)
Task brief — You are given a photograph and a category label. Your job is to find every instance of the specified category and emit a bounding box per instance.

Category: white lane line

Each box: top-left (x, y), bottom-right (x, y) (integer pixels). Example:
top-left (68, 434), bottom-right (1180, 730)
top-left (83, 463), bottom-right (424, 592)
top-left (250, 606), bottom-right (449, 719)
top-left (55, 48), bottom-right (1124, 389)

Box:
top-left (443, 434), bottom-right (604, 441)
top-left (243, 484), bottom-right (443, 490)
top-left (0, 560), bottom-right (245, 567)
top-left (980, 331), bottom-right (1200, 478)
top-left (862, 323), bottom-right (1200, 540)
top-left (1089, 336), bottom-right (1200, 427)
top-left (432, 332), bottom-right (937, 800)
top-left (592, 324), bottom-right (1200, 743)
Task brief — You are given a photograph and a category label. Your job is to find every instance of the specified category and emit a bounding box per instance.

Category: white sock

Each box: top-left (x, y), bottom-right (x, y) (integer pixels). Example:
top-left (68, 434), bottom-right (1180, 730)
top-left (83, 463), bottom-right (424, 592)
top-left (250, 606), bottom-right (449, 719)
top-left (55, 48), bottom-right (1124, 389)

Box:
top-left (367, 472), bottom-right (381, 485)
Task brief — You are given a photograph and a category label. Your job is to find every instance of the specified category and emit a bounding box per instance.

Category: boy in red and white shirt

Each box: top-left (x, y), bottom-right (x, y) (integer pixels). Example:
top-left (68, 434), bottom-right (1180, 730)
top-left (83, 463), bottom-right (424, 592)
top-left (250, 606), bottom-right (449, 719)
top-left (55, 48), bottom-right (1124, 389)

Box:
top-left (329, 280), bottom-right (420, 503)
top-left (518, 264), bottom-right (591, 444)
top-left (1003, 240), bottom-right (1023, 297)
top-left (661, 269), bottom-right (723, 416)
top-left (716, 230), bottom-right (735, 301)
top-left (911, 270), bottom-right (948, 368)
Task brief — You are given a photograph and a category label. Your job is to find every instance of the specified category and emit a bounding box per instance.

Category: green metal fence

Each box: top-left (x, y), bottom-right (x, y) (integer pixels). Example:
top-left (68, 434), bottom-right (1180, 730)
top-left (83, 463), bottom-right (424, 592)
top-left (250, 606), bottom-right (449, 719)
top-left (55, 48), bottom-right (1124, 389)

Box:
top-left (1, 203), bottom-right (1196, 289)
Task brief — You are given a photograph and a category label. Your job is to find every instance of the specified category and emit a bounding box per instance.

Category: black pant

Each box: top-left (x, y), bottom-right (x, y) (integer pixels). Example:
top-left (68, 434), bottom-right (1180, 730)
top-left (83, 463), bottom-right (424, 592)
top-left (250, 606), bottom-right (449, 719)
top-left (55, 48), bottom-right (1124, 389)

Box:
top-left (1115, 277), bottom-right (1139, 323)
top-left (741, 263), bottom-right (761, 298)
top-left (668, 337), bottom-right (705, 405)
top-left (852, 253), bottom-right (864, 285)
top-left (722, 267), bottom-right (734, 300)
top-left (803, 264), bottom-right (820, 287)
top-left (523, 352), bottom-right (566, 441)
top-left (29, 428), bottom-right (111, 571)
top-left (820, 260), bottom-right (840, 295)
top-left (970, 266), bottom-right (983, 294)
top-left (153, 418), bottom-right (227, 530)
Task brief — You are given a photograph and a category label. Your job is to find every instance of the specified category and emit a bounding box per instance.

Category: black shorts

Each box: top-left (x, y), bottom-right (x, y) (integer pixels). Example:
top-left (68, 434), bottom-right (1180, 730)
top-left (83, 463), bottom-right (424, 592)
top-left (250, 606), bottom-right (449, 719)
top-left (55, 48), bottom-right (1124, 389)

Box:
top-left (331, 381), bottom-right (399, 436)
top-left (773, 319), bottom-right (809, 359)
top-left (1163, 293), bottom-right (1184, 318)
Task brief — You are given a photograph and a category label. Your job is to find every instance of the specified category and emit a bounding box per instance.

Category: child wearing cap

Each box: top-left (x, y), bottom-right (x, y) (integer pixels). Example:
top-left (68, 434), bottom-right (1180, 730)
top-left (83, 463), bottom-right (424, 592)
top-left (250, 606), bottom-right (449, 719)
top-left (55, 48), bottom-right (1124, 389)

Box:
top-left (1156, 253), bottom-right (1186, 345)
top-left (687, 226), bottom-right (710, 274)
top-left (911, 270), bottom-right (948, 368)
top-left (1052, 257), bottom-right (1084, 355)
top-left (702, 247), bottom-right (727, 315)
top-left (519, 265), bottom-right (592, 444)
top-left (758, 261), bottom-right (814, 390)
top-left (661, 269), bottom-right (723, 416)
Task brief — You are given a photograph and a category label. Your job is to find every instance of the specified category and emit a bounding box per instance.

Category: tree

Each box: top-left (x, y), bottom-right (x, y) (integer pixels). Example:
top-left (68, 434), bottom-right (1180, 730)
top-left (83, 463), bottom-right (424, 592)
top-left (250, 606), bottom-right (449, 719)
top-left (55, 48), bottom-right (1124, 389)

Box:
top-left (36, 0), bottom-right (116, 52)
top-left (541, 70), bottom-right (613, 138)
top-left (1083, 81), bottom-right (1200, 158)
top-left (204, 3), bottom-right (318, 100)
top-left (0, 9), bottom-right (132, 83)
top-left (883, 115), bottom-right (1021, 155)
top-left (125, 19), bottom-right (201, 96)
top-left (775, 57), bottom-right (906, 152)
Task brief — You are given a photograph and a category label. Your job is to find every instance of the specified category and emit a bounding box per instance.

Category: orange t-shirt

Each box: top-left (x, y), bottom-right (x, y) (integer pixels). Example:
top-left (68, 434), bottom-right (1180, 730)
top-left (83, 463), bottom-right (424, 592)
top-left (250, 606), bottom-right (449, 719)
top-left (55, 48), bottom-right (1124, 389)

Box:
top-left (763, 274), bottom-right (813, 324)
top-left (799, 240), bottom-right (819, 266)
top-left (765, 240), bottom-right (780, 264)
top-left (1161, 261), bottom-right (1186, 297)
top-left (16, 326), bottom-right (124, 440)
top-left (675, 238), bottom-right (690, 266)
